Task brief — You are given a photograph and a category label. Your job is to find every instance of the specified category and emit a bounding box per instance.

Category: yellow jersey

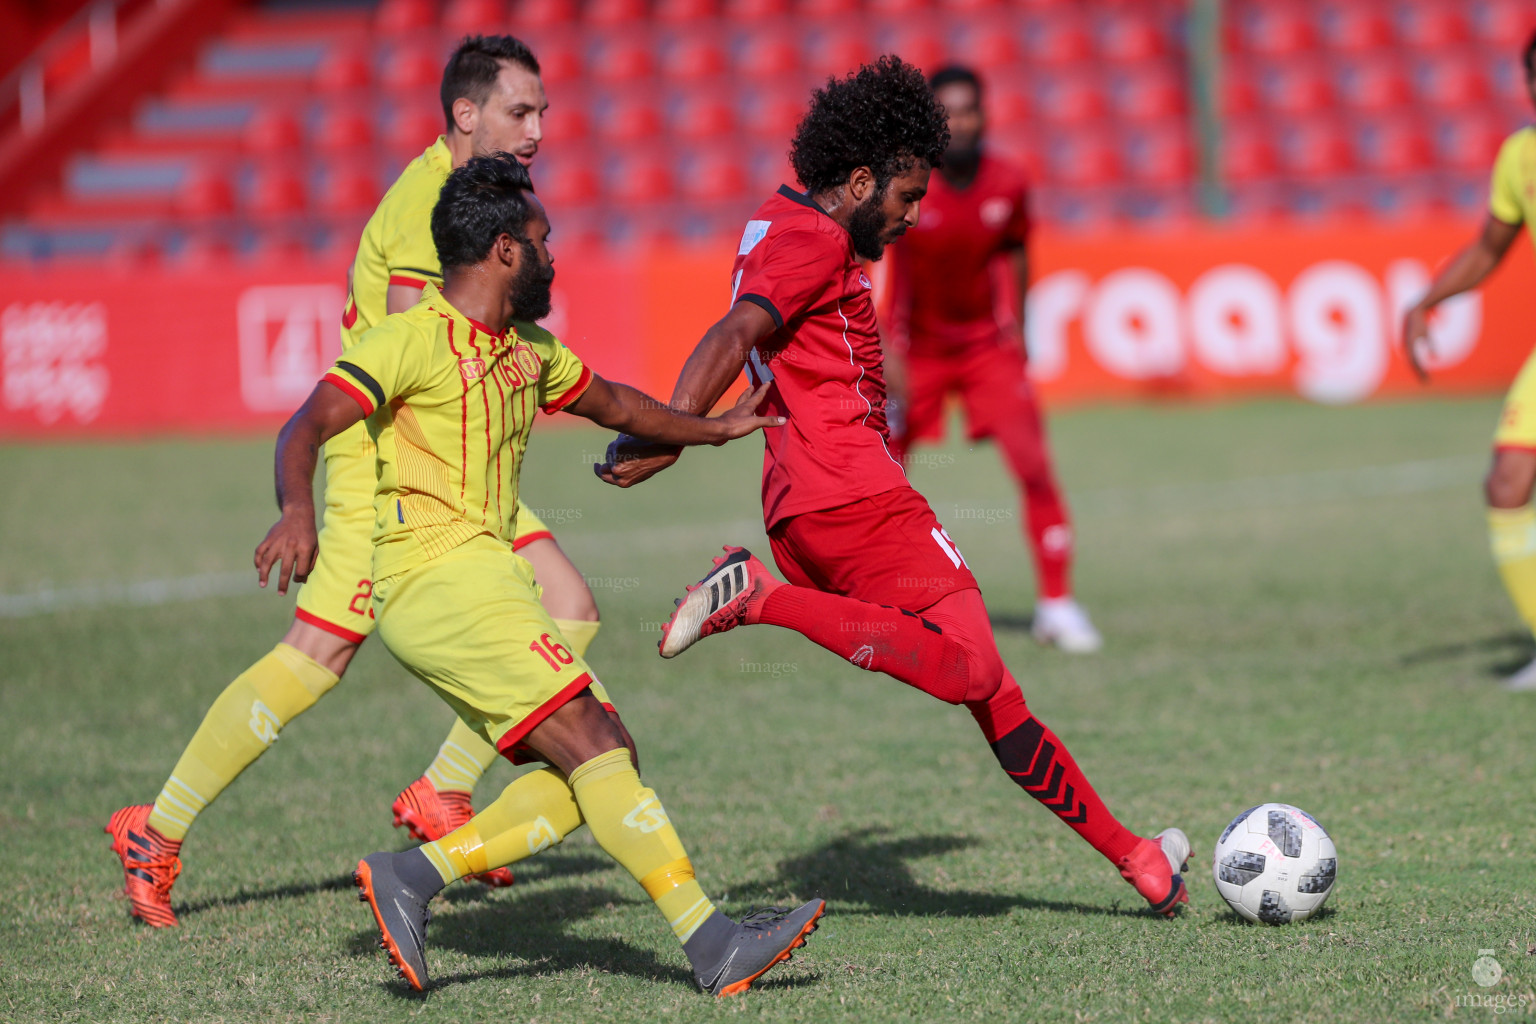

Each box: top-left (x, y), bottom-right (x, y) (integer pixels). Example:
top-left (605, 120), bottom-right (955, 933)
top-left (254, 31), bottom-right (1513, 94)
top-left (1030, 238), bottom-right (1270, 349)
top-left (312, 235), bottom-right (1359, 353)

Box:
top-left (340, 137), bottom-right (453, 351)
top-left (324, 283), bottom-right (594, 579)
top-left (1489, 127), bottom-right (1536, 239)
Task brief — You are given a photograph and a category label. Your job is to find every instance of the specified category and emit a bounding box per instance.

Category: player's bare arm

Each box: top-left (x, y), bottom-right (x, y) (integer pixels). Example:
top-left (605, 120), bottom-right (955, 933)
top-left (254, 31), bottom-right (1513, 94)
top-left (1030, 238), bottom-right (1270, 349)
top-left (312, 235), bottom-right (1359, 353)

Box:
top-left (1404, 214), bottom-right (1521, 380)
top-left (596, 301), bottom-right (779, 487)
top-left (574, 373), bottom-right (781, 459)
top-left (254, 382), bottom-right (366, 595)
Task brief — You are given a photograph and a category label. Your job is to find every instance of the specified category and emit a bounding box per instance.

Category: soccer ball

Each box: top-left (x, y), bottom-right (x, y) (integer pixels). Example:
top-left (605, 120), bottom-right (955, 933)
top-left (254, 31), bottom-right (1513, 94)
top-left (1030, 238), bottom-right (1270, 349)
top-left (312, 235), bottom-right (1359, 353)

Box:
top-left (1212, 802), bottom-right (1337, 924)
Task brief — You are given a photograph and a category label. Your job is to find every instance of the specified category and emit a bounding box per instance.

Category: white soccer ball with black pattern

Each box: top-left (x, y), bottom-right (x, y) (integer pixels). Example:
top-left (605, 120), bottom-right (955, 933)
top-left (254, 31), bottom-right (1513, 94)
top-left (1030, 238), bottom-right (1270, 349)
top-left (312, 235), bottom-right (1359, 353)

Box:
top-left (1212, 802), bottom-right (1337, 924)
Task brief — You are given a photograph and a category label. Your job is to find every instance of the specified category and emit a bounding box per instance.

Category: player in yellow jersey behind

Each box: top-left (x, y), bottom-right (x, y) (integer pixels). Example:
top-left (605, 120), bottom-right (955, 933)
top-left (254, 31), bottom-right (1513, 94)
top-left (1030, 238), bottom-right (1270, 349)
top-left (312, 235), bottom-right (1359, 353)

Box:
top-left (256, 153), bottom-right (823, 996)
top-left (106, 35), bottom-right (623, 926)
top-left (1405, 31), bottom-right (1536, 691)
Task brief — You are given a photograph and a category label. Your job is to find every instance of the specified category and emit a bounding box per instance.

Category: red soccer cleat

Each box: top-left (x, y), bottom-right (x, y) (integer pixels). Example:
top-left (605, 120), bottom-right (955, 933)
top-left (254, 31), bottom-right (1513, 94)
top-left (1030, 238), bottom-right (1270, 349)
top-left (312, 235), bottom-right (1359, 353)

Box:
top-left (105, 804), bottom-right (183, 927)
top-left (1117, 827), bottom-right (1191, 918)
top-left (390, 777), bottom-right (514, 888)
top-left (659, 546), bottom-right (784, 658)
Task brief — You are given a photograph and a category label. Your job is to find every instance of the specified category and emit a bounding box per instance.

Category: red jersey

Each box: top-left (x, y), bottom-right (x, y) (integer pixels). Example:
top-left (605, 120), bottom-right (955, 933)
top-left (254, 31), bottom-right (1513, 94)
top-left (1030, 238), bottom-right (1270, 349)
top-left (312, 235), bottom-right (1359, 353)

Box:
top-left (733, 185), bottom-right (909, 529)
top-left (887, 153), bottom-right (1030, 355)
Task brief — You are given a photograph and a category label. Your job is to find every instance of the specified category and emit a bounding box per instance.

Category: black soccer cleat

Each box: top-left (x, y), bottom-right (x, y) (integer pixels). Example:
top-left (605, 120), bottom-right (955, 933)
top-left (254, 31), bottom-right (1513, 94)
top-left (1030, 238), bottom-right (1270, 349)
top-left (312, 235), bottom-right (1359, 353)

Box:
top-left (692, 899), bottom-right (826, 997)
top-left (353, 852), bottom-right (433, 991)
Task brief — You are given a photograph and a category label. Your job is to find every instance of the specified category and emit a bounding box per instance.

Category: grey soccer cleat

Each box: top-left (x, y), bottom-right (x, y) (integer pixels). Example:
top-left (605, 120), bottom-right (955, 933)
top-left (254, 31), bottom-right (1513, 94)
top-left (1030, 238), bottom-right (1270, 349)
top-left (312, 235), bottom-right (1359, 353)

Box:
top-left (691, 899), bottom-right (826, 997)
top-left (354, 852), bottom-right (433, 991)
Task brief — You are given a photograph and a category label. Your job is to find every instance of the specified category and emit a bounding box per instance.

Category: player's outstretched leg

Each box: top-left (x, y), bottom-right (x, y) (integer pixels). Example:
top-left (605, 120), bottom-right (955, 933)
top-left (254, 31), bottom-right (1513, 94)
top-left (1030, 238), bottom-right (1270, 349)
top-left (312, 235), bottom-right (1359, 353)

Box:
top-left (661, 547), bottom-right (1003, 705)
top-left (968, 670), bottom-right (1189, 917)
top-left (106, 641), bottom-right (339, 926)
top-left (356, 750), bottom-right (823, 994)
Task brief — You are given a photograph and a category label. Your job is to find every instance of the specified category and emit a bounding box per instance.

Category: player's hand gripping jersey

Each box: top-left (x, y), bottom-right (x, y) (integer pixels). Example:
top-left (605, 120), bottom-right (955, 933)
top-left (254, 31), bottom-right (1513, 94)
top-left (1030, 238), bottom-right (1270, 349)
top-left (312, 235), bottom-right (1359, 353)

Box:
top-left (324, 284), bottom-right (592, 580)
top-left (886, 154), bottom-right (1030, 355)
top-left (734, 186), bottom-right (909, 527)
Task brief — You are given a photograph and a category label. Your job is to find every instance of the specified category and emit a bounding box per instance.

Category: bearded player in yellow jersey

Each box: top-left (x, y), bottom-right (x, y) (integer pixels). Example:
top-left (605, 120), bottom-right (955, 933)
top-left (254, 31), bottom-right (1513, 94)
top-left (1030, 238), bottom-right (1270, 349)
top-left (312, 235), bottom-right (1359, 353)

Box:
top-left (1405, 32), bottom-right (1536, 691)
top-left (257, 153), bottom-right (823, 996)
top-left (105, 36), bottom-right (622, 926)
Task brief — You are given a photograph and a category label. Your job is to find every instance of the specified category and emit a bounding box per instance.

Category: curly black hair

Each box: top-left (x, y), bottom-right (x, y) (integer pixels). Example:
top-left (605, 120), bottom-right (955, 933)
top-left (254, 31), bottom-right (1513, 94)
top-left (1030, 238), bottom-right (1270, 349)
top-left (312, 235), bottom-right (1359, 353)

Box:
top-left (789, 54), bottom-right (950, 195)
top-left (432, 153), bottom-right (537, 270)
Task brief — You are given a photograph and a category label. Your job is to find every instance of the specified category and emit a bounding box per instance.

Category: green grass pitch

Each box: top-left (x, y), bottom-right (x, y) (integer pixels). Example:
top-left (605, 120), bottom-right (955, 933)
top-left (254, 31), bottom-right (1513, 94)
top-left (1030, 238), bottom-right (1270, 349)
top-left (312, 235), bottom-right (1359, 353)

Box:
top-left (3, 397), bottom-right (1534, 1023)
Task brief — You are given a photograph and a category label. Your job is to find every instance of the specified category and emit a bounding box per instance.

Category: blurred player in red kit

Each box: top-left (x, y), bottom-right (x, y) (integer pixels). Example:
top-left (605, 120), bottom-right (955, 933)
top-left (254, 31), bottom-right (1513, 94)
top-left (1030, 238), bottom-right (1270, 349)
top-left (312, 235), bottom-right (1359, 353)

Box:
top-left (884, 65), bottom-right (1100, 653)
top-left (598, 56), bottom-right (1189, 921)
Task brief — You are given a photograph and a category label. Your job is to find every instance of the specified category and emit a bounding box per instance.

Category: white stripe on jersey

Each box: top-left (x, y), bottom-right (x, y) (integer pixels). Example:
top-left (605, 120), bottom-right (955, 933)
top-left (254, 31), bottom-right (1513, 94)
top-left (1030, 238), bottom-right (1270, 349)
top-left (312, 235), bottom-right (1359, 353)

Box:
top-left (836, 298), bottom-right (903, 471)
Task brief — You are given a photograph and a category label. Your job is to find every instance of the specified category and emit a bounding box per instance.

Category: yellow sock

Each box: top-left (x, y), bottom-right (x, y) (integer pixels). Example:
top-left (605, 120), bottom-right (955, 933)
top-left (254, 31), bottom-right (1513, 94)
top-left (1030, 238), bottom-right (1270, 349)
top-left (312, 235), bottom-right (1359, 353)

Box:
top-left (567, 748), bottom-right (716, 944)
top-left (148, 644), bottom-right (338, 840)
top-left (419, 766), bottom-right (583, 883)
top-left (1489, 507), bottom-right (1536, 635)
top-left (553, 617), bottom-right (600, 658)
top-left (424, 718), bottom-right (499, 793)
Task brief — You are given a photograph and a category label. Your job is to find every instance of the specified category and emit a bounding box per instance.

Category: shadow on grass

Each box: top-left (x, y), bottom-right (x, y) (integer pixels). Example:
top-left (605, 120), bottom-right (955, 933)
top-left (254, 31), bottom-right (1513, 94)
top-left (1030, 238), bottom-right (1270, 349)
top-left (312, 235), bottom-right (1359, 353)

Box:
top-left (347, 882), bottom-right (697, 994)
top-left (176, 873), bottom-right (355, 917)
top-left (438, 851), bottom-right (611, 905)
top-left (756, 827), bottom-right (1145, 920)
top-left (1212, 903), bottom-right (1338, 927)
top-left (989, 613), bottom-right (1036, 635)
top-left (1397, 630), bottom-right (1530, 671)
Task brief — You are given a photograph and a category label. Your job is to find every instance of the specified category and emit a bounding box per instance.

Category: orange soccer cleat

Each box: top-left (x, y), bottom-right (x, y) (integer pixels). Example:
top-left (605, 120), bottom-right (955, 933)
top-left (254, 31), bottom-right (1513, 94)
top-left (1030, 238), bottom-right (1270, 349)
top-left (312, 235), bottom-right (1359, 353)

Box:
top-left (105, 804), bottom-right (183, 927)
top-left (390, 777), bottom-right (514, 888)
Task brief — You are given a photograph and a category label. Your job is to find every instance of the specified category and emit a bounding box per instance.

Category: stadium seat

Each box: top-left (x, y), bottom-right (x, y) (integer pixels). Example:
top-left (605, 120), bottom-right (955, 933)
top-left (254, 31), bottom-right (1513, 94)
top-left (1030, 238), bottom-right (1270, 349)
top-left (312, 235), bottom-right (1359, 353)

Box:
top-left (587, 35), bottom-right (654, 83)
top-left (319, 164), bottom-right (382, 215)
top-left (380, 42), bottom-right (440, 95)
top-left (1351, 117), bottom-right (1431, 174)
top-left (677, 148), bottom-right (749, 201)
top-left (313, 107), bottom-right (375, 155)
top-left (314, 47), bottom-right (373, 95)
top-left (442, 0), bottom-right (508, 33)
top-left (1094, 10), bottom-right (1168, 61)
top-left (1412, 54), bottom-right (1489, 109)
top-left (733, 29), bottom-right (801, 77)
top-left (248, 164), bottom-right (308, 217)
top-left (1220, 123), bottom-right (1277, 183)
top-left (243, 107), bottom-right (303, 156)
top-left (657, 32), bottom-right (727, 81)
top-left (540, 101), bottom-right (590, 143)
top-left (1040, 131), bottom-right (1119, 187)
top-left (536, 155), bottom-right (601, 206)
top-left (802, 27), bottom-right (876, 78)
top-left (654, 0), bottom-right (718, 22)
top-left (1255, 61), bottom-right (1333, 114)
top-left (876, 23), bottom-right (944, 73)
top-left (384, 105), bottom-right (444, 157)
top-left (670, 94), bottom-right (736, 139)
top-left (944, 14), bottom-right (1020, 72)
top-left (514, 0), bottom-right (578, 28)
top-left (1332, 57), bottom-right (1411, 113)
top-left (1431, 111), bottom-right (1507, 171)
top-left (1220, 68), bottom-right (1260, 116)
top-left (1313, 2), bottom-right (1392, 53)
top-left (1394, 2), bottom-right (1469, 49)
top-left (1120, 122), bottom-right (1192, 184)
top-left (177, 164), bottom-right (236, 218)
top-left (936, 0), bottom-right (1002, 14)
top-left (1232, 5), bottom-right (1314, 56)
top-left (585, 0), bottom-right (650, 27)
top-left (605, 151), bottom-right (675, 202)
top-left (867, 0), bottom-right (929, 14)
top-left (1472, 0), bottom-right (1534, 46)
top-left (1105, 64), bottom-right (1185, 120)
top-left (375, 0), bottom-right (436, 36)
top-left (1031, 70), bottom-right (1104, 124)
top-left (531, 34), bottom-right (584, 85)
top-left (1273, 119), bottom-right (1353, 179)
top-left (1019, 12), bottom-right (1092, 66)
top-left (985, 77), bottom-right (1030, 128)
top-left (721, 0), bottom-right (790, 20)
top-left (738, 90), bottom-right (805, 138)
top-left (591, 92), bottom-right (665, 142)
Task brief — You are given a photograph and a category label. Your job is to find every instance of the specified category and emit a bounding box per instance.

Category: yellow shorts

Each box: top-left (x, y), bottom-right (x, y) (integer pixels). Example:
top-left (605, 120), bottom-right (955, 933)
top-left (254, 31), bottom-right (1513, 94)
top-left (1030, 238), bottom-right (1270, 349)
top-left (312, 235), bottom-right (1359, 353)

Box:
top-left (372, 535), bottom-right (610, 762)
top-left (1496, 346), bottom-right (1536, 452)
top-left (294, 423), bottom-right (556, 642)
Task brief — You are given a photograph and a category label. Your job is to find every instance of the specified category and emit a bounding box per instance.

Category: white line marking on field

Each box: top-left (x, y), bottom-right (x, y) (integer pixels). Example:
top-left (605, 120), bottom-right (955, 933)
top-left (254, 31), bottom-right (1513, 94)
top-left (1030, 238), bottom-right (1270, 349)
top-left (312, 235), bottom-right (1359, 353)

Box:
top-left (0, 457), bottom-right (1484, 619)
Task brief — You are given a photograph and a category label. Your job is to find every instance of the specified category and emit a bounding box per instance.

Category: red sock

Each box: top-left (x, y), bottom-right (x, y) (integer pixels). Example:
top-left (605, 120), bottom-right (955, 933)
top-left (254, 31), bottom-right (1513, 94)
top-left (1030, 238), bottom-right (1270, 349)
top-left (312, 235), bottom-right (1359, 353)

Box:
top-left (969, 673), bottom-right (1140, 864)
top-left (756, 586), bottom-right (996, 704)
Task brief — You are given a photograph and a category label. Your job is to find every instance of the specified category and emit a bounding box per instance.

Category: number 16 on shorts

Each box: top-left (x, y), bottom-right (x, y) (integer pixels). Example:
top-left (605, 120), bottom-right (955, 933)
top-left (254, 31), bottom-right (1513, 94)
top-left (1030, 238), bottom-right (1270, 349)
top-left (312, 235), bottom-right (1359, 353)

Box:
top-left (529, 632), bottom-right (575, 672)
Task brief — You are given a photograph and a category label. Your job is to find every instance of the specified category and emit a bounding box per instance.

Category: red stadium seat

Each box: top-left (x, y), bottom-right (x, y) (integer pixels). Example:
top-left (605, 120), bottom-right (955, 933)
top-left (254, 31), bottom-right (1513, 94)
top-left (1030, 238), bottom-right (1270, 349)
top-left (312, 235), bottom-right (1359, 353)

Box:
top-left (385, 105), bottom-right (445, 156)
top-left (243, 107), bottom-right (303, 156)
top-left (1106, 64), bottom-right (1185, 120)
top-left (945, 14), bottom-right (1020, 72)
top-left (380, 42), bottom-right (441, 95)
top-left (1332, 57), bottom-right (1411, 113)
top-left (1413, 54), bottom-right (1489, 109)
top-left (1432, 111), bottom-right (1507, 171)
top-left (1220, 68), bottom-right (1260, 116)
top-left (606, 152), bottom-right (675, 202)
top-left (1121, 122), bottom-right (1192, 184)
top-left (1031, 70), bottom-right (1103, 124)
top-left (722, 0), bottom-right (790, 20)
top-left (1274, 119), bottom-right (1353, 179)
top-left (1473, 0), bottom-right (1535, 46)
top-left (249, 164), bottom-right (308, 217)
top-left (655, 0), bottom-right (718, 22)
top-left (1255, 61), bottom-right (1334, 114)
top-left (1233, 6), bottom-right (1315, 56)
top-left (537, 156), bottom-right (602, 205)
top-left (803, 28), bottom-right (877, 78)
top-left (177, 164), bottom-right (236, 217)
top-left (592, 92), bottom-right (665, 141)
top-left (1095, 11), bottom-right (1168, 61)
top-left (320, 164), bottom-right (382, 214)
top-left (1019, 12), bottom-right (1091, 66)
top-left (798, 0), bottom-right (859, 12)
top-left (532, 35), bottom-right (584, 85)
top-left (1041, 131), bottom-right (1119, 186)
top-left (1314, 2), bottom-right (1392, 53)
top-left (375, 0), bottom-right (436, 36)
top-left (540, 101), bottom-right (589, 143)
top-left (937, 0), bottom-right (1001, 13)
top-left (315, 48), bottom-right (373, 95)
top-left (867, 0), bottom-right (929, 14)
top-left (734, 30), bottom-right (801, 77)
top-left (1352, 117), bottom-right (1431, 173)
top-left (985, 78), bottom-right (1031, 128)
top-left (678, 148), bottom-right (749, 201)
top-left (739, 90), bottom-right (805, 138)
top-left (588, 35), bottom-right (655, 82)
top-left (1395, 2), bottom-right (1470, 49)
top-left (586, 0), bottom-right (650, 26)
top-left (878, 23), bottom-right (945, 73)
top-left (658, 33), bottom-right (727, 80)
top-left (443, 0), bottom-right (507, 33)
top-left (314, 107), bottom-right (375, 154)
top-left (515, 0), bottom-right (578, 28)
top-left (670, 94), bottom-right (736, 139)
top-left (1220, 124), bottom-right (1277, 183)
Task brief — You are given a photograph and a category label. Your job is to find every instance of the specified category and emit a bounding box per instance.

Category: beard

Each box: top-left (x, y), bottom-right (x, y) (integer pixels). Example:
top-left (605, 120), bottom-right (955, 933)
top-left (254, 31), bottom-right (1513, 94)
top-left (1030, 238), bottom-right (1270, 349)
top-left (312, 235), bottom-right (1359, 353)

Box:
top-left (847, 189), bottom-right (896, 261)
top-left (509, 239), bottom-right (555, 322)
top-left (944, 138), bottom-right (981, 175)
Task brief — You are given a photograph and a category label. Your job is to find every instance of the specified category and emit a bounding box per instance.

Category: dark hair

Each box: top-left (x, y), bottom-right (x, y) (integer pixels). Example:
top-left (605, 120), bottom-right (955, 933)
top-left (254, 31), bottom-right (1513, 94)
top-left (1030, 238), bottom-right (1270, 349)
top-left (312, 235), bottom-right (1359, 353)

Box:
top-left (789, 54), bottom-right (950, 194)
top-left (431, 153), bottom-right (538, 270)
top-left (929, 65), bottom-right (983, 103)
top-left (1525, 29), bottom-right (1536, 76)
top-left (441, 35), bottom-right (541, 129)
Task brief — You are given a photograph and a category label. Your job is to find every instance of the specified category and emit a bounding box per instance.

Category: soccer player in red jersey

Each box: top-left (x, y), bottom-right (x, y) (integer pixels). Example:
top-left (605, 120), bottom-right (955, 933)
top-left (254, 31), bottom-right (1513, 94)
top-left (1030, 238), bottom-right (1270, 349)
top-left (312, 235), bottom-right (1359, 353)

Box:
top-left (598, 57), bottom-right (1190, 919)
top-left (884, 65), bottom-right (1099, 653)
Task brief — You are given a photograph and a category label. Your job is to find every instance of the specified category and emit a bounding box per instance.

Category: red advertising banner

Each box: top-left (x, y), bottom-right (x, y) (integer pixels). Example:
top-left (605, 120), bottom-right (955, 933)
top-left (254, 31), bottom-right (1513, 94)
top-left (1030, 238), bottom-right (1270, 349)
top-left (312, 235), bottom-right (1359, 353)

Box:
top-left (1, 220), bottom-right (1532, 439)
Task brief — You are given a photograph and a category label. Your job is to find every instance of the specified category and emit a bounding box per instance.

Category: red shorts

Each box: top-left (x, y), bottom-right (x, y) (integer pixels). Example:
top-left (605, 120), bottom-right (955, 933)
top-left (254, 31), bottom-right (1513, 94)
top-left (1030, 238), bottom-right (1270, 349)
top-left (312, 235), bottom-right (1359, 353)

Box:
top-left (767, 485), bottom-right (979, 612)
top-left (905, 336), bottom-right (1035, 445)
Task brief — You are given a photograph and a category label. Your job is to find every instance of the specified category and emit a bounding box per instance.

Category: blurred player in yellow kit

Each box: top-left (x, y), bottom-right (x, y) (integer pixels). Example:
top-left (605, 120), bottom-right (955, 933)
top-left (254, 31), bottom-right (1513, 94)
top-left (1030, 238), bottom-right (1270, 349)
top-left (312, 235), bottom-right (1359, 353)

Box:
top-left (105, 35), bottom-right (620, 926)
top-left (256, 153), bottom-right (822, 995)
top-left (1405, 32), bottom-right (1536, 691)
